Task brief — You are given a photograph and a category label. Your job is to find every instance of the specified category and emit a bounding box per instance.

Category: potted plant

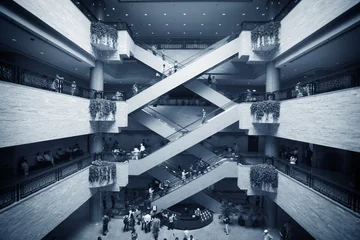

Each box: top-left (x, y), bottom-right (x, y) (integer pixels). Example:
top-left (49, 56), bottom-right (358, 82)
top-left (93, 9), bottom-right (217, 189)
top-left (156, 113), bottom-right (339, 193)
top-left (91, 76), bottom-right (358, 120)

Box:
top-left (250, 101), bottom-right (280, 123)
top-left (251, 21), bottom-right (281, 52)
top-left (90, 22), bottom-right (118, 50)
top-left (250, 164), bottom-right (278, 193)
top-left (89, 99), bottom-right (117, 121)
top-left (89, 159), bottom-right (117, 188)
top-left (219, 201), bottom-right (242, 221)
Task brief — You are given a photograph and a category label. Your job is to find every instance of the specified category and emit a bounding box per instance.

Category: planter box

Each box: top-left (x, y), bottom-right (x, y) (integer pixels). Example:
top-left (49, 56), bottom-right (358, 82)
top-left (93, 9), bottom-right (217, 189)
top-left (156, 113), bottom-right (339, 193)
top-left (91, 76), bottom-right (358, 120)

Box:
top-left (251, 182), bottom-right (277, 193)
top-left (89, 162), bottom-right (116, 188)
top-left (91, 34), bottom-right (117, 51)
top-left (90, 112), bottom-right (116, 122)
top-left (252, 36), bottom-right (277, 52)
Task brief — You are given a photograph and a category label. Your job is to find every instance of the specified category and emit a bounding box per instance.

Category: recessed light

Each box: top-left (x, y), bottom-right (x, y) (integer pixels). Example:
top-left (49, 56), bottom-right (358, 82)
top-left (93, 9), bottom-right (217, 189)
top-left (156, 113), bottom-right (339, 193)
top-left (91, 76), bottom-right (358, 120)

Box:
top-left (87, 73), bottom-right (89, 76)
top-left (151, 32), bottom-right (154, 34)
top-left (256, 7), bottom-right (259, 9)
top-left (136, 32), bottom-right (138, 35)
top-left (278, 2), bottom-right (281, 4)
top-left (219, 24), bottom-right (221, 26)
top-left (12, 38), bottom-right (17, 42)
top-left (222, 13), bottom-right (226, 16)
top-left (203, 13), bottom-right (206, 15)
top-left (75, 68), bottom-right (78, 70)
top-left (242, 13), bottom-right (245, 16)
top-left (248, 82), bottom-right (250, 84)
top-left (148, 23), bottom-right (151, 26)
top-left (125, 13), bottom-right (128, 16)
top-left (165, 23), bottom-right (168, 26)
top-left (76, 1), bottom-right (80, 5)
top-left (103, 8), bottom-right (106, 10)
top-left (106, 14), bottom-right (109, 17)
top-left (164, 13), bottom-right (167, 16)
top-left (183, 23), bottom-right (186, 26)
top-left (271, 1), bottom-right (274, 4)
top-left (183, 32), bottom-right (186, 34)
top-left (266, 7), bottom-right (268, 9)
top-left (237, 24), bottom-right (239, 26)
top-left (167, 32), bottom-right (170, 34)
top-left (199, 32), bottom-right (202, 34)
top-left (262, 13), bottom-right (265, 16)
top-left (294, 69), bottom-right (297, 71)
top-left (144, 13), bottom-right (147, 16)
top-left (183, 13), bottom-right (186, 15)
top-left (113, 8), bottom-right (115, 10)
top-left (336, 62), bottom-right (340, 65)
top-left (215, 32), bottom-right (218, 34)
top-left (40, 52), bottom-right (44, 55)
top-left (201, 23), bottom-right (204, 26)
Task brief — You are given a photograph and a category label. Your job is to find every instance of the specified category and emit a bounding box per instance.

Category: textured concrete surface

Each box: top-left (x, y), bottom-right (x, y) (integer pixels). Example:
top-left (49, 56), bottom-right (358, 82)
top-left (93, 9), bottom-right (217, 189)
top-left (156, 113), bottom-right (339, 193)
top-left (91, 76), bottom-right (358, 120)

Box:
top-left (239, 87), bottom-right (360, 152)
top-left (0, 82), bottom-right (127, 148)
top-left (238, 165), bottom-right (360, 240)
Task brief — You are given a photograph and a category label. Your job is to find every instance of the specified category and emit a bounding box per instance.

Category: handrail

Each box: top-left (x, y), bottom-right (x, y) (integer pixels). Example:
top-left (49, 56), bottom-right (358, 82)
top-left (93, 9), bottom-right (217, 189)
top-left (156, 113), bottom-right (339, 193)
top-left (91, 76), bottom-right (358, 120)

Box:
top-left (0, 154), bottom-right (94, 210)
top-left (239, 155), bottom-right (360, 213)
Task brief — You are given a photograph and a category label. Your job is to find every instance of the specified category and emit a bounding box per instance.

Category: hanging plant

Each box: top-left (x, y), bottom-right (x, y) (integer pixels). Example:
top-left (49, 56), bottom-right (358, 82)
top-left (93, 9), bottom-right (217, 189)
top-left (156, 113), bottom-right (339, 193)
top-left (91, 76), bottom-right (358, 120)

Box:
top-left (89, 160), bottom-right (116, 188)
top-left (250, 164), bottom-right (278, 192)
top-left (251, 21), bottom-right (280, 56)
top-left (90, 22), bottom-right (118, 49)
top-left (250, 101), bottom-right (280, 122)
top-left (89, 99), bottom-right (116, 120)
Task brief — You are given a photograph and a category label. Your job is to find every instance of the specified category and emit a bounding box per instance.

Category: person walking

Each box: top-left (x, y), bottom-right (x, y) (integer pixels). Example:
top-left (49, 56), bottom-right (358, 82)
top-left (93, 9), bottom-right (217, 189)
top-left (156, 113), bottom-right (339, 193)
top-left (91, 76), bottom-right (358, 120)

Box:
top-left (123, 215), bottom-right (129, 232)
top-left (201, 109), bottom-right (207, 125)
top-left (71, 81), bottom-right (77, 96)
top-left (102, 214), bottom-right (110, 236)
top-left (223, 215), bottom-right (230, 235)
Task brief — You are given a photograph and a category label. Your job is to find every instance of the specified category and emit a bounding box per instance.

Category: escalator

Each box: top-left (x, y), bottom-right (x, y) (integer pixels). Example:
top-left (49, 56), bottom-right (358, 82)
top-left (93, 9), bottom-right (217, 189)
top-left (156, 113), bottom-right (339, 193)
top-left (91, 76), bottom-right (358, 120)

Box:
top-left (128, 35), bottom-right (241, 113)
top-left (128, 99), bottom-right (240, 175)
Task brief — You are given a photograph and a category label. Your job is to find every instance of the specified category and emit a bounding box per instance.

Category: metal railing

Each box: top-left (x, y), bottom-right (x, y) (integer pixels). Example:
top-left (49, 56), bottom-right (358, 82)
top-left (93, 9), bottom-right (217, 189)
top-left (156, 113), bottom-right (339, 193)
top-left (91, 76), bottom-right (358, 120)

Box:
top-left (0, 154), bottom-right (94, 210)
top-left (239, 155), bottom-right (360, 213)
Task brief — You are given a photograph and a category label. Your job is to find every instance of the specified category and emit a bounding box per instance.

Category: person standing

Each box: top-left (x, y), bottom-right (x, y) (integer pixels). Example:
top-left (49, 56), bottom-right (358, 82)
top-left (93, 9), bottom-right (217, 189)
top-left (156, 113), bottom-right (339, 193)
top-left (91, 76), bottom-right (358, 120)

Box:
top-left (140, 143), bottom-right (146, 158)
top-left (174, 61), bottom-right (178, 73)
top-left (71, 81), bottom-right (77, 96)
top-left (223, 215), bottom-right (230, 235)
top-left (21, 159), bottom-right (29, 176)
top-left (132, 84), bottom-right (139, 96)
top-left (123, 215), bottom-right (129, 232)
top-left (184, 227), bottom-right (190, 239)
top-left (263, 229), bottom-right (273, 240)
top-left (168, 213), bottom-right (176, 230)
top-left (102, 214), bottom-right (110, 236)
top-left (211, 76), bottom-right (217, 90)
top-left (162, 64), bottom-right (166, 79)
top-left (160, 48), bottom-right (166, 61)
top-left (201, 109), bottom-right (207, 125)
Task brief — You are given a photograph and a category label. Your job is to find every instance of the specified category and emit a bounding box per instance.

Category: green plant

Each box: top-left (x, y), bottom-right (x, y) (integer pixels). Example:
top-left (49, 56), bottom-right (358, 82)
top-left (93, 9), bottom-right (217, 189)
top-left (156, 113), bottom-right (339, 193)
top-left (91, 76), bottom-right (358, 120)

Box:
top-left (219, 201), bottom-right (242, 220)
top-left (250, 101), bottom-right (280, 121)
top-left (90, 22), bottom-right (118, 48)
top-left (89, 99), bottom-right (116, 120)
top-left (250, 164), bottom-right (278, 192)
top-left (89, 160), bottom-right (116, 185)
top-left (251, 21), bottom-right (281, 44)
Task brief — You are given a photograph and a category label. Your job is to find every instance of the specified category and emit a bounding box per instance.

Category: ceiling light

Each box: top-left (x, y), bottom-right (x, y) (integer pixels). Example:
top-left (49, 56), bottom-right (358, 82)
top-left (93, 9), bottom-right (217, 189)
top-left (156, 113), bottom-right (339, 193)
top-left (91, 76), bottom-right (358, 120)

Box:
top-left (271, 1), bottom-right (274, 4)
top-left (167, 32), bottom-right (170, 34)
top-left (248, 82), bottom-right (250, 84)
top-left (164, 13), bottom-right (167, 15)
top-left (136, 32), bottom-right (138, 35)
top-left (201, 23), bottom-right (204, 26)
top-left (222, 13), bottom-right (226, 16)
top-left (87, 73), bottom-right (89, 76)
top-left (148, 23), bottom-right (151, 26)
top-left (215, 32), bottom-right (218, 34)
top-left (203, 13), bottom-right (206, 15)
top-left (199, 32), bottom-right (202, 34)
top-left (336, 62), bottom-right (340, 65)
top-left (242, 13), bottom-right (245, 16)
top-left (183, 13), bottom-right (186, 15)
top-left (183, 32), bottom-right (186, 34)
top-left (125, 13), bottom-right (128, 16)
top-left (237, 24), bottom-right (239, 26)
top-left (76, 1), bottom-right (80, 5)
top-left (294, 69), bottom-right (297, 71)
top-left (152, 32), bottom-right (154, 34)
top-left (113, 8), bottom-right (115, 10)
top-left (256, 7), bottom-right (259, 9)
top-left (103, 8), bottom-right (106, 10)
top-left (165, 23), bottom-right (168, 26)
top-left (106, 14), bottom-right (109, 17)
top-left (75, 68), bottom-right (78, 70)
top-left (144, 13), bottom-right (147, 16)
top-left (262, 13), bottom-right (265, 16)
top-left (219, 24), bottom-right (221, 26)
top-left (12, 38), bottom-right (17, 42)
top-left (183, 23), bottom-right (186, 26)
top-left (40, 52), bottom-right (44, 54)
top-left (278, 2), bottom-right (281, 4)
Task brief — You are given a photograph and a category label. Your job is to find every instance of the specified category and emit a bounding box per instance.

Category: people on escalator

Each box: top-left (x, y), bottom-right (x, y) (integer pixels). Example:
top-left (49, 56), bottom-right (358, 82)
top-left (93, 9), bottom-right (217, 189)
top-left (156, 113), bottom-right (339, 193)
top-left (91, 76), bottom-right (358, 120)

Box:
top-left (160, 48), bottom-right (166, 61)
top-left (132, 84), bottom-right (139, 96)
top-left (174, 60), bottom-right (178, 73)
top-left (152, 45), bottom-right (157, 55)
top-left (201, 109), bottom-right (207, 124)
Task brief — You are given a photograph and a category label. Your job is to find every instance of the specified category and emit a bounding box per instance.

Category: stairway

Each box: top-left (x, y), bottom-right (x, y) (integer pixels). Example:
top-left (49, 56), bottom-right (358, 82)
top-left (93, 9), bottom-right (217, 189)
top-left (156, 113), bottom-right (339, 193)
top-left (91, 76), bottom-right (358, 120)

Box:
top-left (128, 36), bottom-right (240, 113)
top-left (128, 104), bottom-right (239, 175)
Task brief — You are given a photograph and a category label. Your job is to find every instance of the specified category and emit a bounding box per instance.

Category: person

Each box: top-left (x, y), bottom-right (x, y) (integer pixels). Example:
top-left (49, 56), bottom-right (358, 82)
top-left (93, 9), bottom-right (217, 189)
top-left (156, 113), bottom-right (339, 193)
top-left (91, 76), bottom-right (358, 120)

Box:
top-left (132, 146), bottom-right (140, 160)
top-left (181, 169), bottom-right (188, 182)
top-left (135, 208), bottom-right (141, 225)
top-left (201, 109), bottom-right (207, 125)
top-left (71, 81), bottom-right (77, 96)
top-left (295, 82), bottom-right (303, 98)
top-left (184, 227), bottom-right (189, 239)
top-left (160, 48), bottom-right (166, 61)
top-left (152, 45), bottom-right (157, 55)
top-left (51, 77), bottom-right (59, 92)
top-left (174, 60), bottom-right (178, 73)
top-left (194, 208), bottom-right (201, 218)
top-left (263, 229), bottom-right (273, 240)
top-left (123, 215), bottom-right (129, 232)
top-left (114, 91), bottom-right (123, 101)
top-left (245, 89), bottom-right (252, 102)
top-left (207, 75), bottom-right (212, 87)
top-left (289, 155), bottom-right (297, 165)
top-left (149, 186), bottom-right (154, 200)
top-left (144, 212), bottom-right (152, 233)
top-left (159, 181), bottom-right (164, 196)
top-left (110, 193), bottom-right (116, 208)
top-left (140, 143), bottom-right (146, 158)
top-left (131, 229), bottom-right (138, 240)
top-left (162, 64), bottom-right (166, 79)
top-left (211, 76), bottom-right (217, 90)
top-left (65, 146), bottom-right (73, 160)
top-left (233, 143), bottom-right (239, 156)
top-left (189, 235), bottom-right (194, 240)
top-left (284, 220), bottom-right (292, 240)
top-left (223, 215), bottom-right (230, 235)
top-left (21, 159), bottom-right (29, 176)
top-left (132, 84), bottom-right (139, 96)
top-left (98, 237), bottom-right (102, 240)
top-left (168, 213), bottom-right (176, 230)
top-left (36, 152), bottom-right (45, 164)
top-left (163, 179), bottom-right (170, 195)
top-left (44, 151), bottom-right (55, 166)
top-left (102, 195), bottom-right (107, 209)
top-left (102, 214), bottom-right (110, 236)
top-left (129, 214), bottom-right (136, 231)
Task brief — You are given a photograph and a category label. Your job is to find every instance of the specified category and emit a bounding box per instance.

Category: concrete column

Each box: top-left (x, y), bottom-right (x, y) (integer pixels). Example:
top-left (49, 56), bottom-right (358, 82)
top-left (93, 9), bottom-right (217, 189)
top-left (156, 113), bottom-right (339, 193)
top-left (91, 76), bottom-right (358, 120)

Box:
top-left (89, 190), bottom-right (102, 222)
top-left (90, 60), bottom-right (104, 92)
top-left (266, 61), bottom-right (280, 92)
top-left (90, 133), bottom-right (103, 154)
top-left (264, 196), bottom-right (278, 228)
top-left (265, 136), bottom-right (279, 158)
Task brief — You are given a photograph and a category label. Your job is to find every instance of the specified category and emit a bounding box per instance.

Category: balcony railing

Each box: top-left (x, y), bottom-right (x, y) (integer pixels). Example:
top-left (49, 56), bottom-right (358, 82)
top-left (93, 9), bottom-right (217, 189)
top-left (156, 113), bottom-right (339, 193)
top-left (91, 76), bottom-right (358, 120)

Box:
top-left (238, 154), bottom-right (360, 213)
top-left (0, 154), bottom-right (94, 210)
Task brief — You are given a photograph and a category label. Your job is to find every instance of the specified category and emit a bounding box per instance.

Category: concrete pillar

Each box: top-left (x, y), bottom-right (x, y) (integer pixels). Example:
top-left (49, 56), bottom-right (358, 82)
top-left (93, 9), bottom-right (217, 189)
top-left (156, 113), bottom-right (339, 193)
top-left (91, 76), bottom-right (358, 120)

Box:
top-left (89, 190), bottom-right (102, 222)
top-left (266, 61), bottom-right (280, 92)
top-left (90, 133), bottom-right (103, 154)
top-left (265, 136), bottom-right (279, 158)
top-left (90, 60), bottom-right (104, 92)
top-left (264, 196), bottom-right (278, 228)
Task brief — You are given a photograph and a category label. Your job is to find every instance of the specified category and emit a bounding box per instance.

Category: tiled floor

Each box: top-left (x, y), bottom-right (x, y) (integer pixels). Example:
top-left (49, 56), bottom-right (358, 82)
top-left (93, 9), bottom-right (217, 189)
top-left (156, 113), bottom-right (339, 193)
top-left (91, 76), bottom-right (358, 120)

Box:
top-left (65, 214), bottom-right (280, 240)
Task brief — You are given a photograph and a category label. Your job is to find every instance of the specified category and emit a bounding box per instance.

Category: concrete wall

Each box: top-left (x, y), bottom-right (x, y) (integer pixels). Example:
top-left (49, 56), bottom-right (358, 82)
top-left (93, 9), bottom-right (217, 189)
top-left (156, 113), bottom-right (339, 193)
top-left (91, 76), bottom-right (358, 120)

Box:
top-left (14, 0), bottom-right (94, 56)
top-left (237, 165), bottom-right (360, 240)
top-left (0, 82), bottom-right (128, 148)
top-left (239, 88), bottom-right (360, 152)
top-left (275, 0), bottom-right (358, 58)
